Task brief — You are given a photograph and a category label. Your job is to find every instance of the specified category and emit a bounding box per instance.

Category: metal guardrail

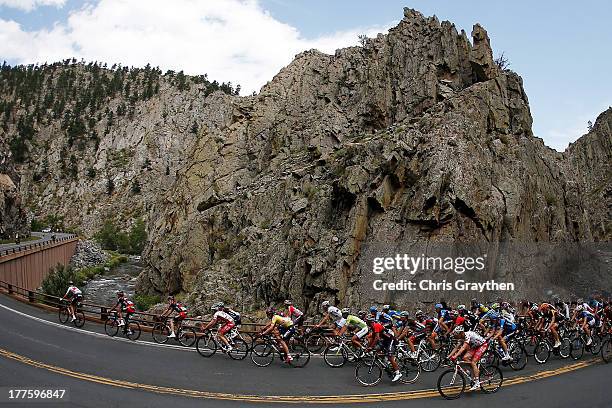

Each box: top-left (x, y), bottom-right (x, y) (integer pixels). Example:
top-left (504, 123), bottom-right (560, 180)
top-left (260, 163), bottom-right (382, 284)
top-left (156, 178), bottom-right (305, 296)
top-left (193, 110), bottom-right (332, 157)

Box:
top-left (0, 279), bottom-right (284, 335)
top-left (0, 234), bottom-right (79, 257)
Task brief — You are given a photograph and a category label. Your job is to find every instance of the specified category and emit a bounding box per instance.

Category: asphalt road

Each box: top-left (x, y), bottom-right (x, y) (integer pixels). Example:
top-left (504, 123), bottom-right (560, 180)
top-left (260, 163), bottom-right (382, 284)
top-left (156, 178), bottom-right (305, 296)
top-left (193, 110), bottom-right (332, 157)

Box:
top-left (0, 232), bottom-right (75, 253)
top-left (0, 294), bottom-right (610, 408)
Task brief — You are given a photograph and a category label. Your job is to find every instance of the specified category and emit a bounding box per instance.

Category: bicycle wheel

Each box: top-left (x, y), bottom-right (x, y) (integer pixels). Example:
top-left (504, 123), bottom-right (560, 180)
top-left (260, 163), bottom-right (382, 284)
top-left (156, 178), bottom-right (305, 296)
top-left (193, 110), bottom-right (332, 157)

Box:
top-left (305, 333), bottom-right (326, 354)
top-left (590, 334), bottom-right (602, 355)
top-left (289, 343), bottom-right (310, 368)
top-left (523, 335), bottom-right (538, 357)
top-left (419, 347), bottom-right (441, 372)
top-left (355, 360), bottom-right (382, 386)
top-left (251, 342), bottom-right (275, 367)
top-left (73, 310), bottom-right (85, 328)
top-left (196, 332), bottom-right (217, 357)
top-left (104, 319), bottom-right (119, 337)
top-left (323, 344), bottom-right (348, 368)
top-left (399, 357), bottom-right (421, 384)
top-left (479, 365), bottom-right (503, 393)
top-left (558, 337), bottom-right (571, 359)
top-left (58, 307), bottom-right (69, 324)
top-left (126, 322), bottom-right (141, 341)
top-left (570, 337), bottom-right (584, 360)
top-left (534, 341), bottom-right (550, 364)
top-left (601, 339), bottom-right (612, 363)
top-left (437, 369), bottom-right (466, 400)
top-left (228, 338), bottom-right (249, 361)
top-left (179, 327), bottom-right (197, 347)
top-left (509, 343), bottom-right (527, 371)
top-left (152, 323), bottom-right (170, 344)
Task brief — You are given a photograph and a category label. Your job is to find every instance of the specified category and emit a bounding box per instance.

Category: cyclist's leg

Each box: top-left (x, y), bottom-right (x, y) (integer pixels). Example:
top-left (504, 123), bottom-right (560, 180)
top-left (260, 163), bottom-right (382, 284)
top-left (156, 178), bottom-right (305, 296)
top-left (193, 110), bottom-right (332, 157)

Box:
top-left (218, 323), bottom-right (233, 347)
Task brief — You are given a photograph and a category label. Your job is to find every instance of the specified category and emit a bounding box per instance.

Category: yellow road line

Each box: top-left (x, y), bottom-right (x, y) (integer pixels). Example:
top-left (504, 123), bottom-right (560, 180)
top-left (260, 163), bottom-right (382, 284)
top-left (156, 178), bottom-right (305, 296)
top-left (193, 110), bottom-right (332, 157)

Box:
top-left (0, 347), bottom-right (600, 404)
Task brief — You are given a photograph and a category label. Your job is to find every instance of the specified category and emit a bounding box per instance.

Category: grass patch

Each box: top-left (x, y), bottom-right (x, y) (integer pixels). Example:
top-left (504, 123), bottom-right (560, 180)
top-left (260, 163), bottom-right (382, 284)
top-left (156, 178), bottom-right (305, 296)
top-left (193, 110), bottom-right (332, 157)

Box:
top-left (134, 294), bottom-right (161, 311)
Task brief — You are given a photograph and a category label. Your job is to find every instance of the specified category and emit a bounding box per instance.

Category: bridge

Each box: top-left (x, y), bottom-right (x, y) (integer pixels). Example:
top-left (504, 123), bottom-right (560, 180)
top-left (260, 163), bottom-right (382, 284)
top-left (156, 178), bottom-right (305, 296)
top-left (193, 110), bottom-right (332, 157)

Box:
top-left (0, 232), bottom-right (78, 291)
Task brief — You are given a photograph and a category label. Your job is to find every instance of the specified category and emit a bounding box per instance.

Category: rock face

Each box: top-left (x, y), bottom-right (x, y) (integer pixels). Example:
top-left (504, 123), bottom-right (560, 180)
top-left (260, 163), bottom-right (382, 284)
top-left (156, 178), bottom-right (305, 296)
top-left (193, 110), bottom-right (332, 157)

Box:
top-left (70, 239), bottom-right (109, 269)
top-left (0, 160), bottom-right (29, 239)
top-left (0, 9), bottom-right (610, 313)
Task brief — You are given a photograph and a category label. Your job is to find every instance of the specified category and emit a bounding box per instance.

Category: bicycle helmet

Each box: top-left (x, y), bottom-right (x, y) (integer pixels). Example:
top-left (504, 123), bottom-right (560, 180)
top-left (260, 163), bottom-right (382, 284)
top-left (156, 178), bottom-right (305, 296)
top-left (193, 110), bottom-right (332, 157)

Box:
top-left (357, 310), bottom-right (367, 318)
top-left (435, 303), bottom-right (443, 309)
top-left (491, 303), bottom-right (500, 310)
top-left (399, 311), bottom-right (409, 318)
top-left (382, 304), bottom-right (390, 311)
top-left (457, 304), bottom-right (466, 310)
top-left (453, 325), bottom-right (465, 333)
top-left (68, 281), bottom-right (74, 285)
top-left (471, 298), bottom-right (478, 307)
top-left (575, 305), bottom-right (584, 312)
top-left (479, 305), bottom-right (488, 313)
top-left (530, 304), bottom-right (539, 311)
top-left (321, 300), bottom-right (330, 309)
top-left (210, 302), bottom-right (224, 311)
top-left (167, 295), bottom-right (174, 300)
top-left (501, 301), bottom-right (510, 309)
top-left (341, 307), bottom-right (350, 318)
top-left (284, 299), bottom-right (292, 306)
top-left (369, 306), bottom-right (378, 313)
top-left (415, 309), bottom-right (424, 317)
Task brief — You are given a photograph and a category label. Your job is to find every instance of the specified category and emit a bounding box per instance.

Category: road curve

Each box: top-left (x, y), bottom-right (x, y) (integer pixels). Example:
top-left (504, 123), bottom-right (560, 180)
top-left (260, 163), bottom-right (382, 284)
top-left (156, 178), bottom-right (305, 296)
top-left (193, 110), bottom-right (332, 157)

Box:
top-left (0, 294), bottom-right (610, 408)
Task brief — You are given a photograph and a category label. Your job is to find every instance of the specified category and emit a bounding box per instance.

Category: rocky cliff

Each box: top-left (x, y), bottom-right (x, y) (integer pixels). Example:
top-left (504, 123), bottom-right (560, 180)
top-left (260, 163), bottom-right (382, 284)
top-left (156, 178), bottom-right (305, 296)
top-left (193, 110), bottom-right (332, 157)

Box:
top-left (0, 8), bottom-right (610, 312)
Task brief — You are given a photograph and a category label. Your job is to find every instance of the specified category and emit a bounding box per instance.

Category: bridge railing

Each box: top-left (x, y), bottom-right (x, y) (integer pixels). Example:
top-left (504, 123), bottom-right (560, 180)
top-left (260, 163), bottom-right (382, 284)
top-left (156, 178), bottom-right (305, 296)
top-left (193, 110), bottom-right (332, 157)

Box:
top-left (0, 234), bottom-right (79, 257)
top-left (0, 279), bottom-right (324, 336)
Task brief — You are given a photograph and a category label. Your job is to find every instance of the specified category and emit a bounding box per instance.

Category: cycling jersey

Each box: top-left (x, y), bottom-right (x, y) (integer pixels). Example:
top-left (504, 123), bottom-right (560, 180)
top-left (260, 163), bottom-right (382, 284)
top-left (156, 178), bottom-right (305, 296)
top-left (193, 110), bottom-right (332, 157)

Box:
top-left (213, 310), bottom-right (235, 324)
top-left (271, 314), bottom-right (293, 328)
top-left (464, 331), bottom-right (486, 348)
top-left (328, 306), bottom-right (342, 321)
top-left (346, 315), bottom-right (367, 329)
top-left (65, 286), bottom-right (82, 298)
top-left (288, 305), bottom-right (303, 318)
top-left (375, 311), bottom-right (392, 324)
top-left (116, 298), bottom-right (135, 313)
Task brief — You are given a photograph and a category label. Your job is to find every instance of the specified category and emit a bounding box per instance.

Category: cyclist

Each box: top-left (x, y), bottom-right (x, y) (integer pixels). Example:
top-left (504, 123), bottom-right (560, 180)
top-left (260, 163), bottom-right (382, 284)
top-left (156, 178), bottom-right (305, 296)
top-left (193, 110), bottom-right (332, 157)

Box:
top-left (484, 304), bottom-right (512, 361)
top-left (365, 317), bottom-right (402, 382)
top-left (370, 306), bottom-right (393, 328)
top-left (315, 300), bottom-right (344, 333)
top-left (448, 325), bottom-right (488, 391)
top-left (337, 308), bottom-right (368, 350)
top-left (260, 307), bottom-right (294, 363)
top-left (62, 281), bottom-right (83, 322)
top-left (540, 302), bottom-right (561, 348)
top-left (201, 302), bottom-right (235, 351)
top-left (574, 305), bottom-right (595, 345)
top-left (160, 295), bottom-right (187, 338)
top-left (284, 300), bottom-right (304, 331)
top-left (397, 311), bottom-right (425, 359)
top-left (113, 291), bottom-right (135, 334)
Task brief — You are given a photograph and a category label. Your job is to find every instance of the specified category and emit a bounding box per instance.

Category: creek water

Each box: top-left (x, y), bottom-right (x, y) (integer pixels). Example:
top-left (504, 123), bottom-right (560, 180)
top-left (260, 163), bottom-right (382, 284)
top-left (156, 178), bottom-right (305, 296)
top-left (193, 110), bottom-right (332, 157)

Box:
top-left (81, 258), bottom-right (143, 306)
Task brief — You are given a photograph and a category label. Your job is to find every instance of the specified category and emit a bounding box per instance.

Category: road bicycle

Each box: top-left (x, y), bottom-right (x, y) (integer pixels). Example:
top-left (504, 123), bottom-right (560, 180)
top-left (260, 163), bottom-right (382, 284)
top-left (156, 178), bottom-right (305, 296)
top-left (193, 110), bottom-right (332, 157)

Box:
top-left (354, 349), bottom-right (419, 386)
top-left (58, 298), bottom-right (85, 328)
top-left (323, 336), bottom-right (364, 368)
top-left (152, 317), bottom-right (197, 347)
top-left (196, 327), bottom-right (249, 360)
top-left (104, 311), bottom-right (141, 341)
top-left (396, 338), bottom-right (439, 373)
top-left (251, 334), bottom-right (310, 368)
top-left (437, 357), bottom-right (503, 399)
top-left (481, 337), bottom-right (528, 370)
top-left (303, 326), bottom-right (336, 354)
top-left (533, 330), bottom-right (571, 364)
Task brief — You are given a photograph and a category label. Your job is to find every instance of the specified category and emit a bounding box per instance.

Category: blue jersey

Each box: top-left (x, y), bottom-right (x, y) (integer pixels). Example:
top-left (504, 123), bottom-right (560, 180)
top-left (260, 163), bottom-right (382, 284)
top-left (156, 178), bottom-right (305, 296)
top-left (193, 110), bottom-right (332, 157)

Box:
top-left (376, 312), bottom-right (392, 324)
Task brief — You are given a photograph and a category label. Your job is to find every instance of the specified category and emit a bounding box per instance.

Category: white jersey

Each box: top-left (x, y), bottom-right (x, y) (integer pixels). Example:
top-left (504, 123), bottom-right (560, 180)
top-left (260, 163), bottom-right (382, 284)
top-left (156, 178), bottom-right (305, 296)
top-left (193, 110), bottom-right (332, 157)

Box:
top-left (328, 306), bottom-right (342, 321)
top-left (213, 310), bottom-right (234, 324)
top-left (465, 331), bottom-right (486, 348)
top-left (65, 286), bottom-right (82, 297)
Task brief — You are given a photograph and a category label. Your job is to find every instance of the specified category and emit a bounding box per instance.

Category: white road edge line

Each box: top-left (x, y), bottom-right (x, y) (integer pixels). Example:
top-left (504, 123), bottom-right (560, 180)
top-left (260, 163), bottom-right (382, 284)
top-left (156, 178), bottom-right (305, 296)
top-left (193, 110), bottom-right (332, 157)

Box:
top-left (0, 300), bottom-right (196, 353)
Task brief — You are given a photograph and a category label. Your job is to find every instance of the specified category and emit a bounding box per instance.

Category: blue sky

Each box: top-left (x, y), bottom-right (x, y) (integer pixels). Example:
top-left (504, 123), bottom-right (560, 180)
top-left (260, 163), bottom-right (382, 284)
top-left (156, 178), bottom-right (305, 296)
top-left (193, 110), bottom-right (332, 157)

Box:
top-left (1, 0), bottom-right (610, 151)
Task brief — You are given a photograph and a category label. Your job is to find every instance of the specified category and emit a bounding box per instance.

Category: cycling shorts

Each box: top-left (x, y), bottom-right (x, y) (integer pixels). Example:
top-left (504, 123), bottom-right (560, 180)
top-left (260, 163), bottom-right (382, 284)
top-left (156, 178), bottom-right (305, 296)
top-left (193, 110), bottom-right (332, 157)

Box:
top-left (466, 342), bottom-right (488, 361)
top-left (70, 294), bottom-right (83, 305)
top-left (279, 325), bottom-right (296, 340)
top-left (219, 322), bottom-right (235, 335)
top-left (379, 338), bottom-right (396, 356)
top-left (354, 326), bottom-right (368, 339)
top-left (292, 315), bottom-right (304, 327)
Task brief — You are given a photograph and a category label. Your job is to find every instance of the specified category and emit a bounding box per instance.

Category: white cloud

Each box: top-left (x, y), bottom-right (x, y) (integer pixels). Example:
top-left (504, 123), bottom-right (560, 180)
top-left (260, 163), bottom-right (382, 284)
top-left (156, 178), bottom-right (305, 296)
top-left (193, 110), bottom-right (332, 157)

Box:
top-left (0, 0), bottom-right (66, 12)
top-left (0, 0), bottom-right (391, 94)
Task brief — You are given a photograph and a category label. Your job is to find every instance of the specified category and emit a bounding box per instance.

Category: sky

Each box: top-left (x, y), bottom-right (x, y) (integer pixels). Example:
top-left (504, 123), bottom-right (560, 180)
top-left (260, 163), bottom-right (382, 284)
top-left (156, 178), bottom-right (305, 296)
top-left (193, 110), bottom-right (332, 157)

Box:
top-left (0, 1), bottom-right (610, 151)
